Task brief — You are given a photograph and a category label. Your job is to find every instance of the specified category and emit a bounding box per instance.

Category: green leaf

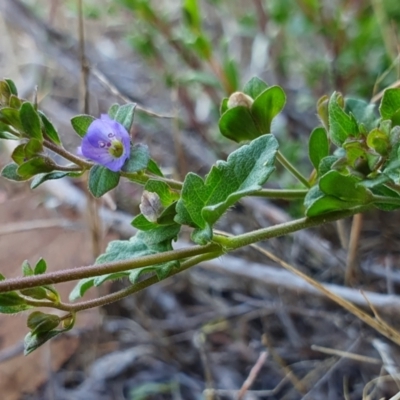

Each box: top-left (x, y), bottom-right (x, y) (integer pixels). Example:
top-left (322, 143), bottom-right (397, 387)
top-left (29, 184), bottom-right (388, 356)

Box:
top-left (367, 128), bottom-right (390, 156)
top-left (304, 186), bottom-right (359, 217)
top-left (0, 81), bottom-right (11, 105)
top-left (319, 171), bottom-right (372, 203)
top-left (328, 92), bottom-right (359, 146)
top-left (27, 311), bottom-right (60, 334)
top-left (147, 159), bottom-right (164, 177)
top-left (24, 327), bottom-right (69, 356)
top-left (220, 98), bottom-right (229, 115)
top-left (88, 165), bottom-right (120, 197)
top-left (20, 287), bottom-right (48, 300)
top-left (9, 95), bottom-right (22, 109)
top-left (0, 121), bottom-right (19, 140)
top-left (345, 98), bottom-right (377, 132)
top-left (0, 292), bottom-right (32, 314)
top-left (175, 134), bottom-right (278, 244)
top-left (108, 103), bottom-right (119, 119)
top-left (243, 77), bottom-right (269, 100)
top-left (70, 224), bottom-right (180, 300)
top-left (122, 144), bottom-right (150, 173)
top-left (11, 144), bottom-right (26, 165)
top-left (71, 114), bottom-right (95, 137)
top-left (17, 157), bottom-right (55, 179)
top-left (115, 103), bottom-right (136, 131)
top-left (30, 171), bottom-right (70, 189)
top-left (131, 213), bottom-right (158, 230)
top-left (308, 127), bottom-right (329, 170)
top-left (380, 88), bottom-right (400, 120)
top-left (20, 102), bottom-right (43, 141)
top-left (1, 163), bottom-right (27, 181)
top-left (222, 58), bottom-right (239, 92)
top-left (219, 106), bottom-right (260, 142)
top-left (24, 139), bottom-right (43, 158)
top-left (0, 107), bottom-right (23, 131)
top-left (4, 79), bottom-right (18, 96)
top-left (251, 86), bottom-right (286, 134)
top-left (22, 260), bottom-right (33, 276)
top-left (38, 111), bottom-right (61, 145)
top-left (144, 180), bottom-right (179, 206)
top-left (370, 184), bottom-right (400, 211)
top-left (34, 258), bottom-right (47, 275)
top-left (183, 0), bottom-right (201, 31)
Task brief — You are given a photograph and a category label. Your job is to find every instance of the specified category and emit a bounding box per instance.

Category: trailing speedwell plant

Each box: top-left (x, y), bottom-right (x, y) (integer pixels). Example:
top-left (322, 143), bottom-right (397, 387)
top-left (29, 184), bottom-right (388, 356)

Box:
top-left (1, 76), bottom-right (400, 355)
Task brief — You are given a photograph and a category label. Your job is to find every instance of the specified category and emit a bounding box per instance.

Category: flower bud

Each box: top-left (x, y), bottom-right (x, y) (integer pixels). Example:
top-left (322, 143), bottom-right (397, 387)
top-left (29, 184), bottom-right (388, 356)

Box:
top-left (140, 191), bottom-right (163, 223)
top-left (227, 92), bottom-right (254, 109)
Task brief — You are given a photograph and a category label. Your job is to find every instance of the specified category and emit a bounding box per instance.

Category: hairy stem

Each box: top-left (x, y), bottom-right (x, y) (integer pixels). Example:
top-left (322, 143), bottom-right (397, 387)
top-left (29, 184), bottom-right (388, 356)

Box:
top-left (276, 151), bottom-right (311, 188)
top-left (0, 243), bottom-right (220, 293)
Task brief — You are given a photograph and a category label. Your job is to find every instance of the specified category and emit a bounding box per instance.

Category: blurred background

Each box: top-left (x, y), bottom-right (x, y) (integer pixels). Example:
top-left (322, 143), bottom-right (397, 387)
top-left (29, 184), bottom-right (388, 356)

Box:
top-left (1, 0), bottom-right (400, 399)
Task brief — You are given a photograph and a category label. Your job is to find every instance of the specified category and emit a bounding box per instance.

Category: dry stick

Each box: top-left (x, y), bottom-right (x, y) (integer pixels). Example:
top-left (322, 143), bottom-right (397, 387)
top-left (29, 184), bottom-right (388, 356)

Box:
top-left (250, 243), bottom-right (400, 347)
top-left (237, 351), bottom-right (268, 400)
top-left (345, 213), bottom-right (363, 286)
top-left (0, 219), bottom-right (78, 236)
top-left (311, 345), bottom-right (382, 365)
top-left (77, 0), bottom-right (102, 259)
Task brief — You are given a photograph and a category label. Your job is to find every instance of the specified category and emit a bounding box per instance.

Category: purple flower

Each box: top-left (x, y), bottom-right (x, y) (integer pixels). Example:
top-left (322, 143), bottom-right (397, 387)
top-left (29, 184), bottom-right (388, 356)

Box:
top-left (81, 115), bottom-right (130, 172)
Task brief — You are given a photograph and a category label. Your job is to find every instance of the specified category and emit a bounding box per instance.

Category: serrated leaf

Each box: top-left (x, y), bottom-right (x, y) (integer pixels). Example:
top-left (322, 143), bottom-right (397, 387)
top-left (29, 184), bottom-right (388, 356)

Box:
top-left (88, 165), bottom-right (120, 197)
top-left (219, 106), bottom-right (260, 142)
top-left (17, 157), bottom-right (55, 179)
top-left (38, 111), bottom-right (61, 145)
top-left (20, 102), bottom-right (43, 141)
top-left (30, 171), bottom-right (70, 189)
top-left (69, 224), bottom-right (181, 300)
top-left (243, 77), bottom-right (269, 100)
top-left (308, 127), bottom-right (329, 170)
top-left (0, 292), bottom-right (32, 314)
top-left (175, 134), bottom-right (278, 244)
top-left (129, 260), bottom-right (177, 283)
top-left (319, 171), bottom-right (372, 203)
top-left (115, 103), bottom-right (136, 131)
top-left (1, 163), bottom-right (27, 181)
top-left (122, 143), bottom-right (150, 173)
top-left (71, 114), bottom-right (95, 137)
top-left (328, 92), bottom-right (359, 146)
top-left (250, 86), bottom-right (286, 133)
top-left (24, 326), bottom-right (70, 356)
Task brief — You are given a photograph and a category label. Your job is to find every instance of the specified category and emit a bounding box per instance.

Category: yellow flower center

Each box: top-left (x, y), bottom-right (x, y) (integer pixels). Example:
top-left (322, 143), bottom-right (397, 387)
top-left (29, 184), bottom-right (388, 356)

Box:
top-left (109, 140), bottom-right (124, 158)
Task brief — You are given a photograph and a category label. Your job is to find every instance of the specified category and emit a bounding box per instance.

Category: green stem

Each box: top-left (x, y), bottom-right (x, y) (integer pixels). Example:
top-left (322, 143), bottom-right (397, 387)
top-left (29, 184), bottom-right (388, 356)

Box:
top-left (0, 242), bottom-right (220, 293)
top-left (276, 151), bottom-right (311, 188)
top-left (372, 195), bottom-right (400, 206)
top-left (213, 204), bottom-right (373, 250)
top-left (120, 171), bottom-right (183, 191)
top-left (250, 188), bottom-right (308, 200)
top-left (44, 139), bottom-right (93, 169)
top-left (22, 251), bottom-right (223, 313)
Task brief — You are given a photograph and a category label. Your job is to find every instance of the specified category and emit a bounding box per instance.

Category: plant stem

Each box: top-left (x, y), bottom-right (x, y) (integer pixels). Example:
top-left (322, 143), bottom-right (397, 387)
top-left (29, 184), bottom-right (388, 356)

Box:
top-left (120, 171), bottom-right (183, 190)
top-left (0, 242), bottom-right (221, 293)
top-left (21, 251), bottom-right (223, 313)
top-left (372, 195), bottom-right (400, 206)
top-left (213, 204), bottom-right (372, 250)
top-left (43, 139), bottom-right (93, 169)
top-left (276, 151), bottom-right (311, 188)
